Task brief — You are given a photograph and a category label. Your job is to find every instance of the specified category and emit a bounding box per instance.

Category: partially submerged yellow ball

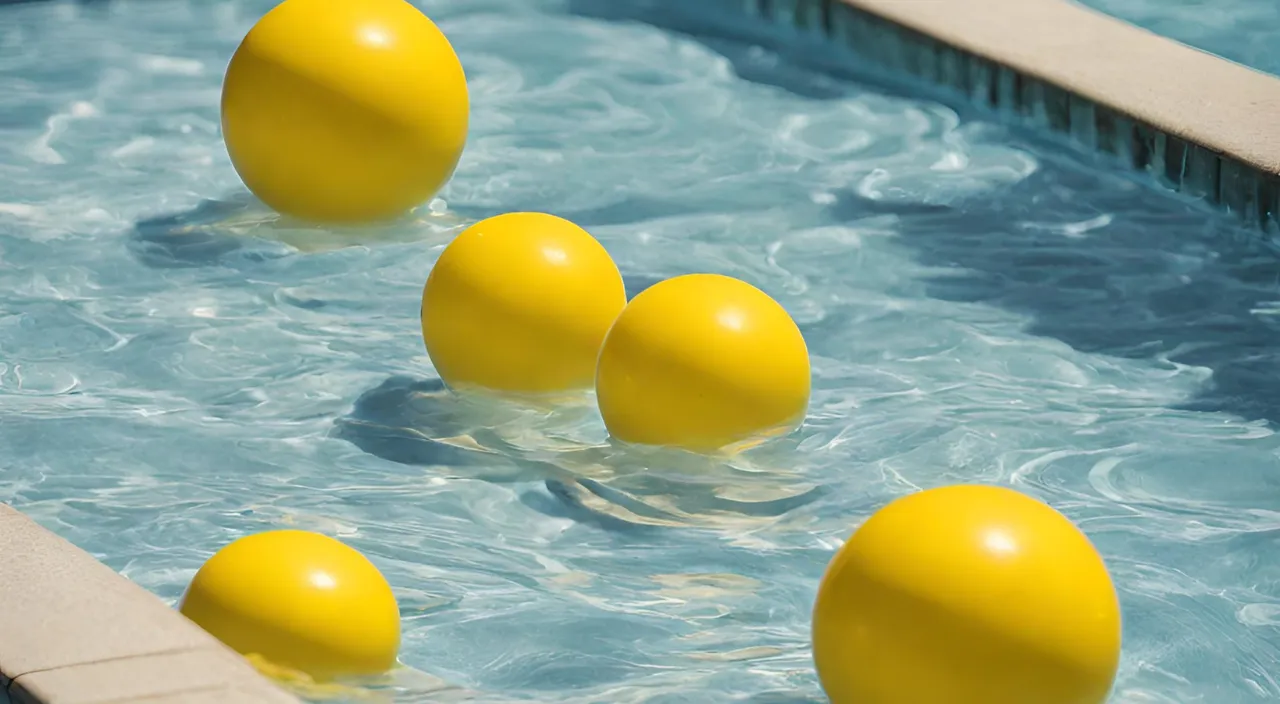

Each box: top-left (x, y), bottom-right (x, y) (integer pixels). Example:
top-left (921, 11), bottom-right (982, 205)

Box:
top-left (812, 485), bottom-right (1122, 704)
top-left (221, 0), bottom-right (469, 223)
top-left (179, 530), bottom-right (400, 681)
top-left (595, 273), bottom-right (810, 452)
top-left (421, 212), bottom-right (627, 395)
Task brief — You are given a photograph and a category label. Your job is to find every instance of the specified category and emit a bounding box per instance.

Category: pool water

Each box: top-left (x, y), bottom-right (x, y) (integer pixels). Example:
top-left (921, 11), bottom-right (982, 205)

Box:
top-left (1076, 0), bottom-right (1280, 77)
top-left (3, 0), bottom-right (1280, 701)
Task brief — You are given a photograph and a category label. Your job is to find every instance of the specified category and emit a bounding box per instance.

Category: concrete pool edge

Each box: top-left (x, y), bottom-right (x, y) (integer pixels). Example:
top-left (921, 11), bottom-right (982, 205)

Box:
top-left (739, 0), bottom-right (1280, 232)
top-left (0, 504), bottom-right (301, 704)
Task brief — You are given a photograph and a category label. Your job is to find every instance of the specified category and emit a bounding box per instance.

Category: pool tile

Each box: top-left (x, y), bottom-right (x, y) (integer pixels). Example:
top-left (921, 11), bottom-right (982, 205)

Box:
top-left (1182, 143), bottom-right (1223, 204)
top-left (1218, 158), bottom-right (1260, 226)
top-left (791, 0), bottom-right (827, 36)
top-left (965, 54), bottom-right (997, 107)
top-left (1067, 94), bottom-right (1097, 150)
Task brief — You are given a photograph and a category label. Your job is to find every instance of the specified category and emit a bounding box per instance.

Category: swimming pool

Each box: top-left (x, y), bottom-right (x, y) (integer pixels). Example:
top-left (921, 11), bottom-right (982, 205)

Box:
top-left (1077, 0), bottom-right (1280, 77)
top-left (2, 0), bottom-right (1280, 701)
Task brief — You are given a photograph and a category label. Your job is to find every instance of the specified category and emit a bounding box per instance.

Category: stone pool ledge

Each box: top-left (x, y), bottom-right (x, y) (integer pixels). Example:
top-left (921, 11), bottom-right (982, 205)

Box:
top-left (735, 0), bottom-right (1280, 232)
top-left (0, 504), bottom-right (301, 704)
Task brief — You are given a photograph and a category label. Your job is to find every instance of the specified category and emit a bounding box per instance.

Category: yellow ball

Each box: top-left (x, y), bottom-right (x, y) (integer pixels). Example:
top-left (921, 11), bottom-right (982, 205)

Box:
top-left (179, 530), bottom-right (400, 681)
top-left (421, 212), bottom-right (627, 395)
top-left (221, 0), bottom-right (469, 224)
top-left (595, 273), bottom-right (810, 452)
top-left (812, 485), bottom-right (1122, 704)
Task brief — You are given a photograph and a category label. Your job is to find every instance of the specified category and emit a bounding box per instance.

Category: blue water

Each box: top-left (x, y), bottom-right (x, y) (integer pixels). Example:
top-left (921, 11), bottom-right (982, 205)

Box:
top-left (4, 0), bottom-right (1280, 702)
top-left (1075, 0), bottom-right (1280, 77)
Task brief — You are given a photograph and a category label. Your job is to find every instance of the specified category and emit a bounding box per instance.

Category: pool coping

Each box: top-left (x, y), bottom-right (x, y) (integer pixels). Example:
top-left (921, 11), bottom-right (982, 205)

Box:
top-left (0, 503), bottom-right (301, 704)
top-left (735, 0), bottom-right (1280, 232)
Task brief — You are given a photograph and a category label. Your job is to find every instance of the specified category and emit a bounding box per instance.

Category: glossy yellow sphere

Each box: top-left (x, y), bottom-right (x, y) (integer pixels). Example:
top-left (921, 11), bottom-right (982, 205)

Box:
top-left (221, 0), bottom-right (469, 224)
top-left (179, 530), bottom-right (400, 681)
top-left (812, 485), bottom-right (1122, 704)
top-left (421, 212), bottom-right (627, 395)
top-left (595, 273), bottom-right (810, 452)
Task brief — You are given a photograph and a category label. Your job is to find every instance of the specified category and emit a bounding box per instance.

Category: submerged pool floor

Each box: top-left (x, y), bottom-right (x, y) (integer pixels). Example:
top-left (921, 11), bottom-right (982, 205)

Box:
top-left (3, 0), bottom-right (1280, 701)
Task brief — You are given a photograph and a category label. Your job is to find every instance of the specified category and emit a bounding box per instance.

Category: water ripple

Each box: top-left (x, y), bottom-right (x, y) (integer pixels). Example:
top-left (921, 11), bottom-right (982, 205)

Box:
top-left (1, 0), bottom-right (1279, 702)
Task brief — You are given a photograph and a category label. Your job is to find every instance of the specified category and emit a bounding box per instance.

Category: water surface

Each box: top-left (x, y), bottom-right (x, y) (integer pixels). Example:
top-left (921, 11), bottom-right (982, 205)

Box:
top-left (2, 0), bottom-right (1280, 701)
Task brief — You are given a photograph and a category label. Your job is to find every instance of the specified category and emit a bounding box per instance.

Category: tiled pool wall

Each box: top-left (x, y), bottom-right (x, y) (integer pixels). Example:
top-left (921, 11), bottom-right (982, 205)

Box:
top-left (686, 0), bottom-right (1280, 234)
top-left (4, 0), bottom-right (1280, 701)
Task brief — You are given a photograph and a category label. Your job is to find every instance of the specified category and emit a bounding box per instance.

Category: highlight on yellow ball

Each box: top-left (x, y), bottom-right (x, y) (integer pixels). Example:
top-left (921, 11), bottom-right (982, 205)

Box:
top-left (811, 484), bottom-right (1122, 704)
top-left (595, 273), bottom-right (810, 453)
top-left (421, 212), bottom-right (627, 395)
top-left (179, 530), bottom-right (401, 682)
top-left (221, 0), bottom-right (469, 224)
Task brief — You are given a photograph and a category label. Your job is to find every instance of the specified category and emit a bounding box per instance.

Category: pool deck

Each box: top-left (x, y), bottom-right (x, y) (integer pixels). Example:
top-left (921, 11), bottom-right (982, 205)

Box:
top-left (745, 0), bottom-right (1280, 232)
top-left (0, 504), bottom-right (300, 704)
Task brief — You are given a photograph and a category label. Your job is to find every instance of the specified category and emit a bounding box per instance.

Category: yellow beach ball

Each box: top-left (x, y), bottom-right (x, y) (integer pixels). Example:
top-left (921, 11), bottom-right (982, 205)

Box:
top-left (179, 530), bottom-right (400, 681)
top-left (595, 273), bottom-right (810, 453)
top-left (421, 212), bottom-right (627, 395)
top-left (221, 0), bottom-right (469, 224)
top-left (812, 485), bottom-right (1122, 704)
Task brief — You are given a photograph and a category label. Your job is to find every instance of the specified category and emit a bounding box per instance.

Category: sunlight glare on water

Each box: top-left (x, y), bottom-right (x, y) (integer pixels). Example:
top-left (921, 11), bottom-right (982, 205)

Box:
top-left (2, 0), bottom-right (1280, 702)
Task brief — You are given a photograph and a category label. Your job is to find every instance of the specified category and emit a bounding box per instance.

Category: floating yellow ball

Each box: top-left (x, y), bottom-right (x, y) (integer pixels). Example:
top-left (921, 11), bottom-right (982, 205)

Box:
top-left (595, 273), bottom-right (810, 452)
top-left (421, 212), bottom-right (627, 395)
top-left (221, 0), bottom-right (469, 224)
top-left (812, 485), bottom-right (1122, 704)
top-left (179, 530), bottom-right (400, 681)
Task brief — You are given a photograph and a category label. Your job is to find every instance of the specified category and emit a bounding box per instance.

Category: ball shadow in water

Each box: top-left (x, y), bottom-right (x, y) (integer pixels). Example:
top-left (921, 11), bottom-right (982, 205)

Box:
top-left (332, 376), bottom-right (486, 469)
top-left (129, 192), bottom-right (464, 269)
top-left (519, 444), bottom-right (828, 535)
top-left (546, 463), bottom-right (828, 524)
top-left (528, 436), bottom-right (831, 535)
top-left (334, 375), bottom-right (666, 533)
top-left (130, 195), bottom-right (272, 269)
top-left (336, 376), bottom-right (827, 533)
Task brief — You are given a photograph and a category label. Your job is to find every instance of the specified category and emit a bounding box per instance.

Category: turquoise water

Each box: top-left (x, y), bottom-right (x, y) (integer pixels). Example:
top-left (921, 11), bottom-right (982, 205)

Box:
top-left (1076, 0), bottom-right (1280, 76)
top-left (3, 0), bottom-right (1280, 701)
